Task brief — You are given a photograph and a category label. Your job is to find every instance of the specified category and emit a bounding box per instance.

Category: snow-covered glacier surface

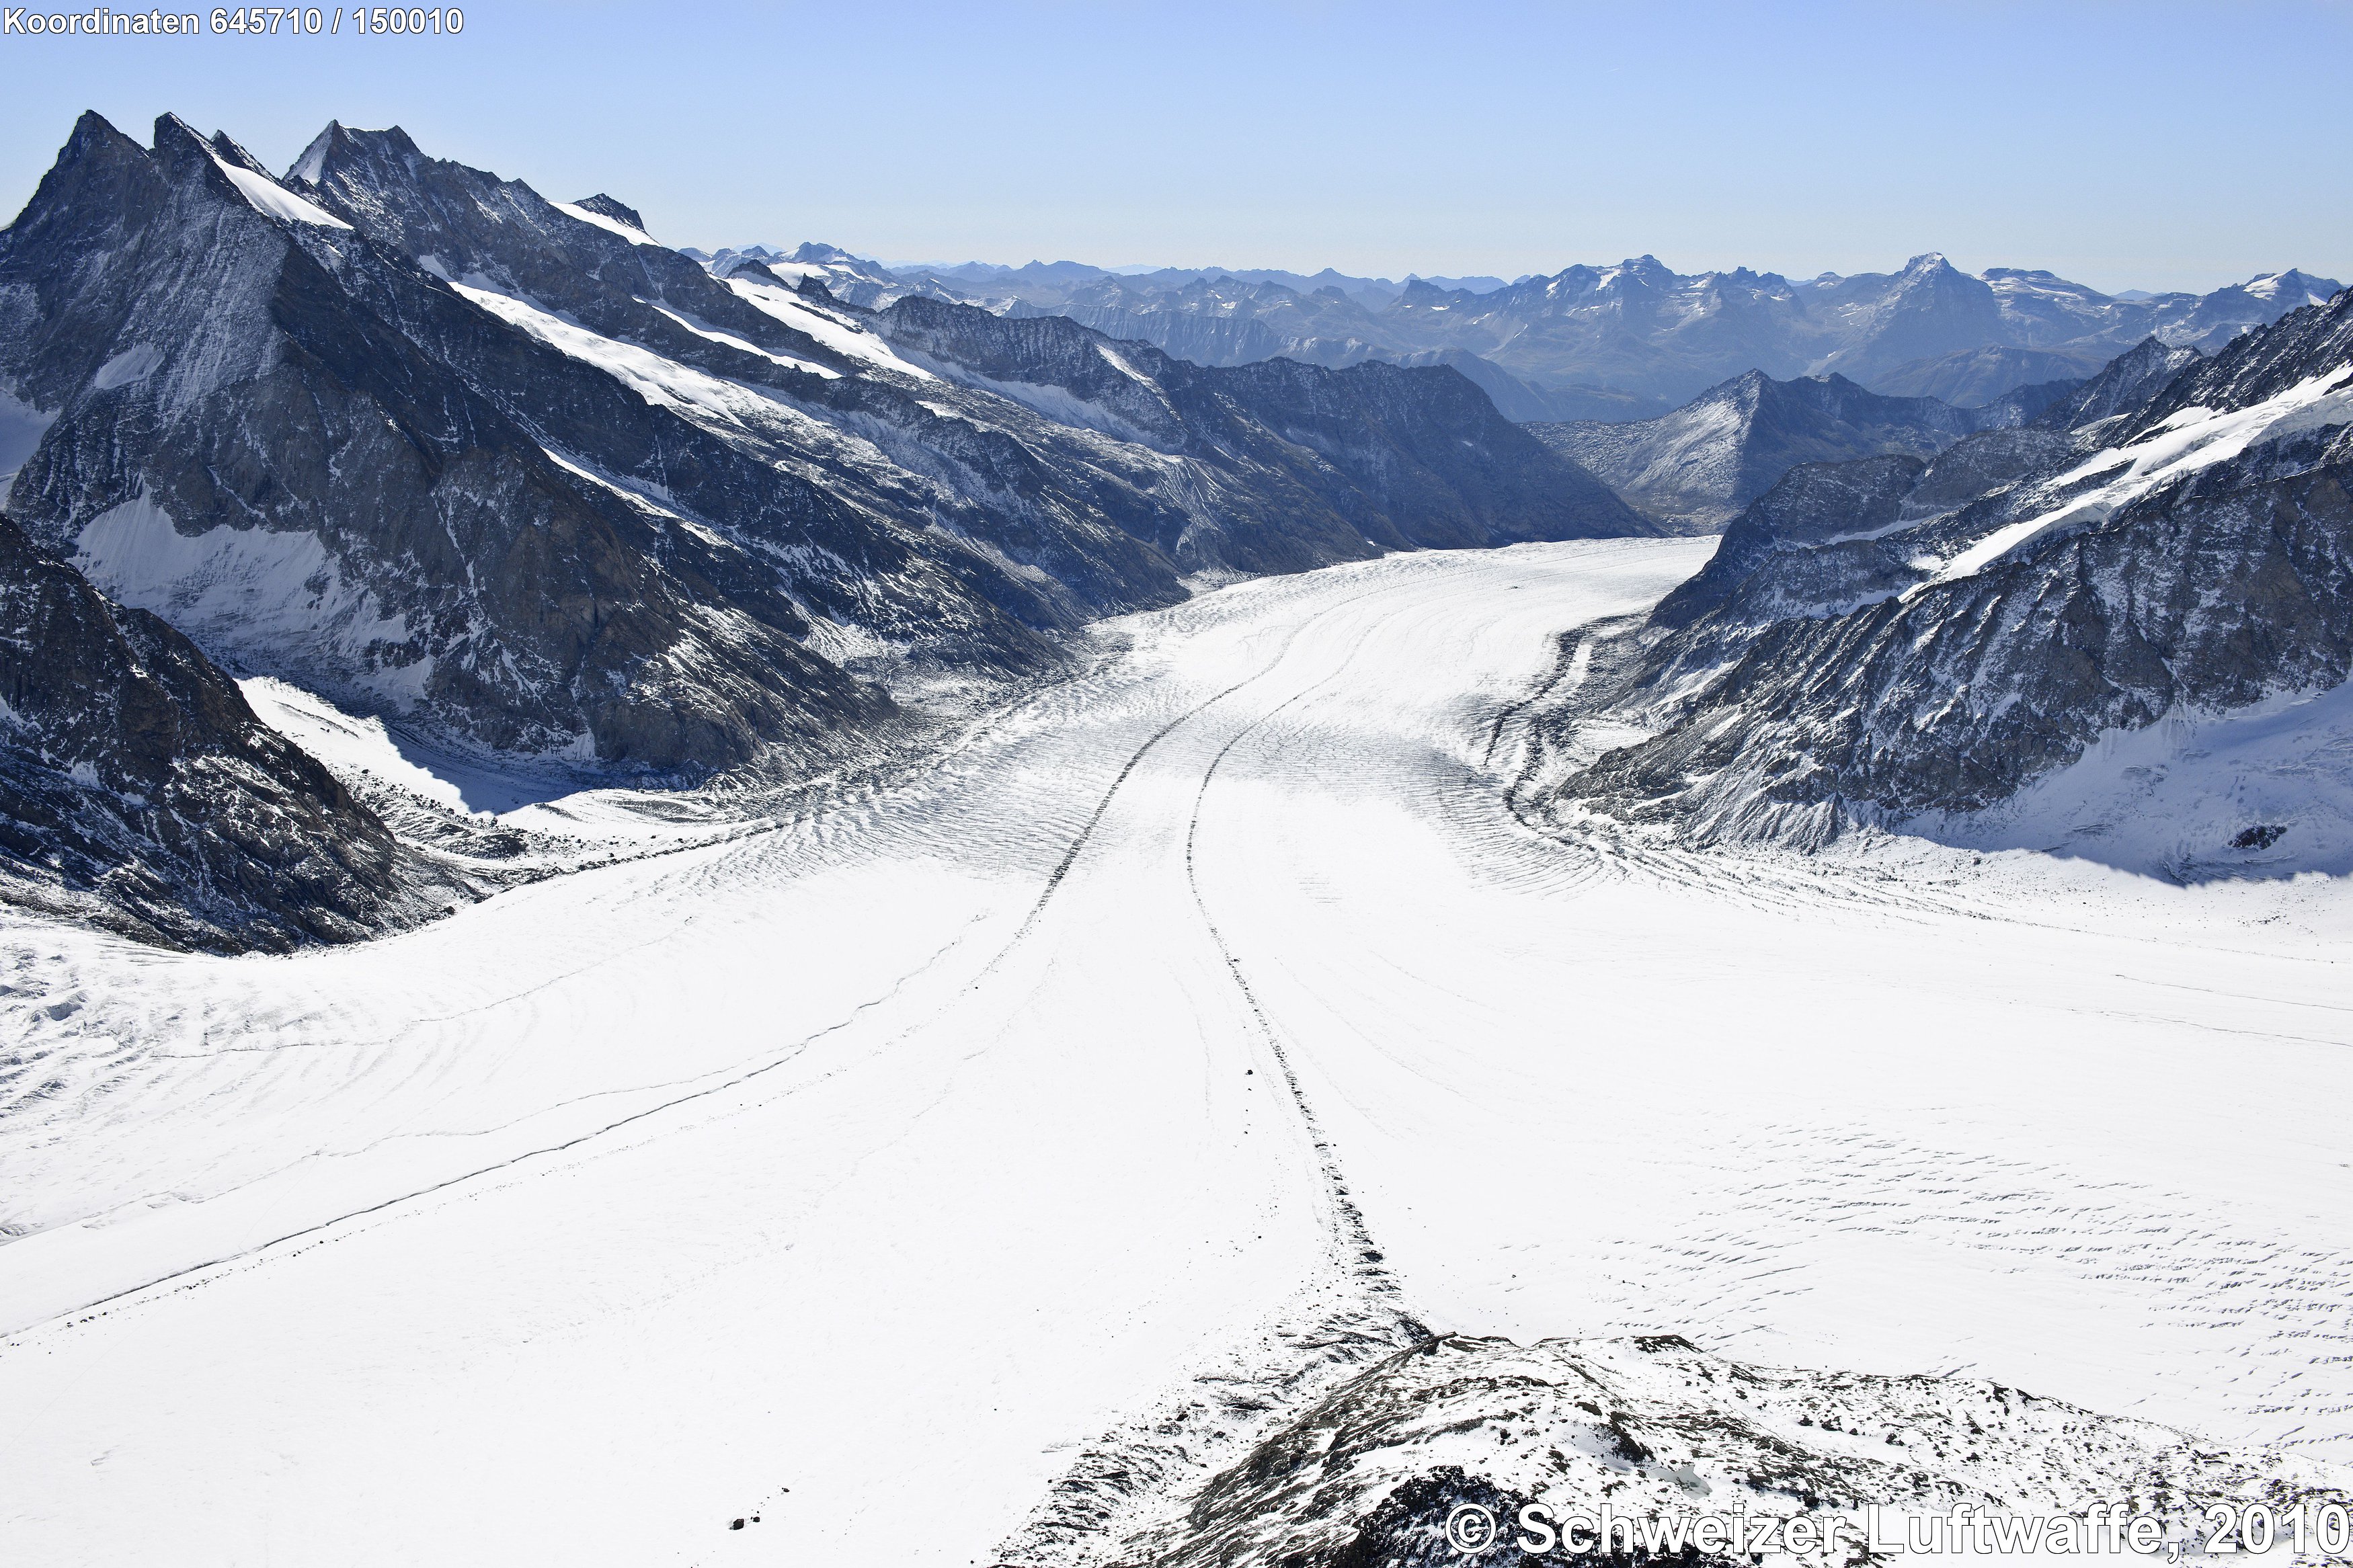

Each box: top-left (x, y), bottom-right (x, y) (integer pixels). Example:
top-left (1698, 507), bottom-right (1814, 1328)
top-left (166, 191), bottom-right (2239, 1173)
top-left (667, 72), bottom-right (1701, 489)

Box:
top-left (5, 540), bottom-right (2353, 1565)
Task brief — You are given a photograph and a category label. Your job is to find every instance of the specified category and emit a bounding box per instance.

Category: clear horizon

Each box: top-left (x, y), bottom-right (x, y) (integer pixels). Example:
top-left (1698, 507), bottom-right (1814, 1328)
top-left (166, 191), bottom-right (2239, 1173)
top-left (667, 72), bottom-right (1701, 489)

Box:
top-left (0, 0), bottom-right (2348, 296)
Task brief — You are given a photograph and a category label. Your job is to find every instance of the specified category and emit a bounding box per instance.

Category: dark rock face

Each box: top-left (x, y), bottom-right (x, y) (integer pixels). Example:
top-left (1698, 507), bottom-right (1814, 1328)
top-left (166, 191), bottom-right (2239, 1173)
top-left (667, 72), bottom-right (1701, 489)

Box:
top-left (0, 112), bottom-right (1645, 796)
top-left (0, 512), bottom-right (420, 952)
top-left (1537, 293), bottom-right (2353, 847)
top-left (569, 194), bottom-right (645, 232)
top-left (1648, 454), bottom-right (1930, 628)
top-left (2030, 337), bottom-right (2204, 430)
top-left (1526, 369), bottom-right (2046, 532)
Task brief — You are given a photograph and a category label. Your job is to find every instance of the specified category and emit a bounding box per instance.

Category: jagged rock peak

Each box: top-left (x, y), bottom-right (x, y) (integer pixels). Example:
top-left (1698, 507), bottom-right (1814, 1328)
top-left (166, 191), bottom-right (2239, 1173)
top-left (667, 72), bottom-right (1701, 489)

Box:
top-left (206, 130), bottom-right (274, 177)
top-left (147, 111), bottom-right (219, 171)
top-left (2031, 335), bottom-right (2203, 429)
top-left (282, 121), bottom-right (429, 189)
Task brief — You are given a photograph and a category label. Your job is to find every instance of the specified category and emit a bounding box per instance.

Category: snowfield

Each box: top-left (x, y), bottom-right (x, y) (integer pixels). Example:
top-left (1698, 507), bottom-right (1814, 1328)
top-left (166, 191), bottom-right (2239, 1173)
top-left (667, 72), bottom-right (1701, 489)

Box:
top-left (4, 539), bottom-right (2353, 1565)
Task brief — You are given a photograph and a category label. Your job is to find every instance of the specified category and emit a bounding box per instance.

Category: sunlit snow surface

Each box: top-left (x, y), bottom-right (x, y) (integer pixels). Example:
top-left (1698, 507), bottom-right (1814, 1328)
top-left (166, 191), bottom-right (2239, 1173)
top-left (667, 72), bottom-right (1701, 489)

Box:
top-left (240, 676), bottom-right (478, 815)
top-left (5, 541), bottom-right (2353, 1565)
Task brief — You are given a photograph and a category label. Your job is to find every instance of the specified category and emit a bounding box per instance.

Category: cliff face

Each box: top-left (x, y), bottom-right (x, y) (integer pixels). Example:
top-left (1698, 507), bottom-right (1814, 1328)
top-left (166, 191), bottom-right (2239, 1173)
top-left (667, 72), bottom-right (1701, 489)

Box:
top-left (1, 113), bottom-right (891, 780)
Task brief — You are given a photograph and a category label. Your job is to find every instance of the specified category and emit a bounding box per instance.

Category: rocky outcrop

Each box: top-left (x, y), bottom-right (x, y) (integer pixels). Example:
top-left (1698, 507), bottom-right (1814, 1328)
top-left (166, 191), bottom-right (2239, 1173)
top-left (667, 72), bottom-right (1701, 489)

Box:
top-left (1099, 1335), bottom-right (2346, 1568)
top-left (0, 511), bottom-right (430, 952)
top-left (2030, 337), bottom-right (2204, 430)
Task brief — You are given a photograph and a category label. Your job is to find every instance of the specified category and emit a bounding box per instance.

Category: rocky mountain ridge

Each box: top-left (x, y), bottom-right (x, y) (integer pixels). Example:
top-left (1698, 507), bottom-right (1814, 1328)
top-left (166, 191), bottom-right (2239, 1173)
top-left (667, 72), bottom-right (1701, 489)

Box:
top-left (0, 112), bottom-right (1644, 785)
top-left (1065, 1334), bottom-right (2349, 1568)
top-left (1529, 293), bottom-right (2353, 877)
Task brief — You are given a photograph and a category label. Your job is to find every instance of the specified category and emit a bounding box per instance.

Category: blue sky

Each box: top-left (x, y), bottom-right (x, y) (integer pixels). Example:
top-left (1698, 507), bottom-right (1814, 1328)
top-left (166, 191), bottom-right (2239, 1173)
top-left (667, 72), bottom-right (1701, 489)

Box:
top-left (0, 0), bottom-right (2346, 293)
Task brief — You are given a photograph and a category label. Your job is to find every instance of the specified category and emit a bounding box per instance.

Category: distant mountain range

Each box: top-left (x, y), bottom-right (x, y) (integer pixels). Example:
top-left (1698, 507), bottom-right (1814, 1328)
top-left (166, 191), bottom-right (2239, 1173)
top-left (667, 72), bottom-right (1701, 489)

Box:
top-left (682, 250), bottom-right (1519, 313)
top-left (698, 245), bottom-right (2341, 425)
top-left (0, 113), bottom-right (1648, 946)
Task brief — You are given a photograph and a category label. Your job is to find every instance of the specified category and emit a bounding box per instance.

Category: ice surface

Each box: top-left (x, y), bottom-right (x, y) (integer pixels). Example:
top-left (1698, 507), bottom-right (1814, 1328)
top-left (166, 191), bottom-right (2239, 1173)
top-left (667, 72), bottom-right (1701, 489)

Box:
top-left (287, 127), bottom-right (333, 186)
top-left (90, 345), bottom-right (161, 391)
top-left (3, 541), bottom-right (2352, 1565)
top-left (0, 383), bottom-right (54, 485)
top-left (241, 676), bottom-right (475, 815)
top-left (1926, 678), bottom-right (2353, 878)
top-left (71, 495), bottom-right (426, 705)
